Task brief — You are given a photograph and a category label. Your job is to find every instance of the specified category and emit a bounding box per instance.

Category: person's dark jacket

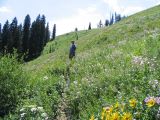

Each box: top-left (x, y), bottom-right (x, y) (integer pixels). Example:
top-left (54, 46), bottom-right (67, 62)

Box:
top-left (69, 44), bottom-right (76, 58)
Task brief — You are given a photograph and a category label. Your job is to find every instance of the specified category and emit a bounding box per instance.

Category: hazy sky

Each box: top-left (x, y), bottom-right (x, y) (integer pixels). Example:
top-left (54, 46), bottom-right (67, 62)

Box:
top-left (0, 0), bottom-right (160, 35)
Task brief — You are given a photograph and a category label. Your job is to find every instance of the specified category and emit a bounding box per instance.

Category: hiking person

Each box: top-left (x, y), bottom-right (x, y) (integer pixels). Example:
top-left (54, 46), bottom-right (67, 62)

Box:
top-left (69, 41), bottom-right (76, 60)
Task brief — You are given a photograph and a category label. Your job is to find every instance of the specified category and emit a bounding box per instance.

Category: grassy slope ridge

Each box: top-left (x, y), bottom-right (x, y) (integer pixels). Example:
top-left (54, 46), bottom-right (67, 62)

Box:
top-left (25, 5), bottom-right (160, 75)
top-left (25, 5), bottom-right (160, 119)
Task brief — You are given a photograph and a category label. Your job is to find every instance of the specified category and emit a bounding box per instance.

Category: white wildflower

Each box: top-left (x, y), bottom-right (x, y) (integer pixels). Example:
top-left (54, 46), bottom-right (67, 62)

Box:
top-left (43, 76), bottom-right (49, 80)
top-left (41, 112), bottom-right (48, 118)
top-left (132, 56), bottom-right (144, 65)
top-left (31, 107), bottom-right (37, 113)
top-left (149, 79), bottom-right (159, 89)
top-left (20, 113), bottom-right (26, 118)
top-left (60, 75), bottom-right (64, 79)
top-left (37, 107), bottom-right (44, 112)
top-left (154, 80), bottom-right (159, 85)
top-left (73, 81), bottom-right (78, 85)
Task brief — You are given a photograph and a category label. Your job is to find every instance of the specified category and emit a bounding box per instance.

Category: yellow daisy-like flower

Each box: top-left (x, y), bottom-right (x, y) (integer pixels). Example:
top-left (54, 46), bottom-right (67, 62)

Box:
top-left (105, 106), bottom-right (113, 114)
top-left (122, 112), bottom-right (132, 120)
top-left (129, 98), bottom-right (137, 108)
top-left (111, 113), bottom-right (120, 120)
top-left (146, 98), bottom-right (156, 107)
top-left (90, 114), bottom-right (94, 120)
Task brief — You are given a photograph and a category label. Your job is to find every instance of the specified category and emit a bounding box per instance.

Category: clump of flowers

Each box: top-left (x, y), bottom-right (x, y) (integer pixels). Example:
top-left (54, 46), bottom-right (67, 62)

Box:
top-left (19, 105), bottom-right (48, 120)
top-left (132, 56), bottom-right (157, 71)
top-left (132, 56), bottom-right (145, 66)
top-left (90, 96), bottom-right (160, 120)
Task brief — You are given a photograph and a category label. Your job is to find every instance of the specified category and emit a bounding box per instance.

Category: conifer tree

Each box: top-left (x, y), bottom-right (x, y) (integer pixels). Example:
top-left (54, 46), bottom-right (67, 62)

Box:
top-left (75, 27), bottom-right (78, 32)
top-left (9, 17), bottom-right (18, 53)
top-left (2, 20), bottom-right (11, 54)
top-left (109, 14), bottom-right (114, 25)
top-left (22, 14), bottom-right (31, 54)
top-left (40, 15), bottom-right (46, 47)
top-left (105, 19), bottom-right (109, 26)
top-left (115, 12), bottom-right (121, 23)
top-left (29, 21), bottom-right (36, 59)
top-left (117, 14), bottom-right (121, 22)
top-left (35, 14), bottom-right (41, 56)
top-left (52, 24), bottom-right (56, 40)
top-left (88, 22), bottom-right (91, 30)
top-left (17, 24), bottom-right (23, 53)
top-left (99, 20), bottom-right (103, 28)
top-left (45, 22), bottom-right (50, 44)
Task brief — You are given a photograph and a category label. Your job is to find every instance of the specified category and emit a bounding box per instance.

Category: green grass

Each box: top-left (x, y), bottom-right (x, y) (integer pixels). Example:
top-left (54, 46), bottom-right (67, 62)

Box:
top-left (12, 4), bottom-right (160, 119)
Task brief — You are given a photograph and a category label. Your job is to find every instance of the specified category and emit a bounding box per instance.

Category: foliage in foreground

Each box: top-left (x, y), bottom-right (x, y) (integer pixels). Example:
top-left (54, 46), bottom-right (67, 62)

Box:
top-left (0, 55), bottom-right (27, 117)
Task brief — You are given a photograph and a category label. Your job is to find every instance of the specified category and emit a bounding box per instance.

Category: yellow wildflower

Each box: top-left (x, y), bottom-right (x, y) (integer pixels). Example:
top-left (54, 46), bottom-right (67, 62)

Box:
top-left (111, 113), bottom-right (120, 120)
top-left (105, 106), bottom-right (113, 114)
top-left (101, 108), bottom-right (106, 120)
top-left (129, 98), bottom-right (137, 108)
top-left (146, 98), bottom-right (155, 107)
top-left (90, 114), bottom-right (94, 120)
top-left (106, 114), bottom-right (110, 120)
top-left (104, 106), bottom-right (113, 120)
top-left (122, 112), bottom-right (132, 120)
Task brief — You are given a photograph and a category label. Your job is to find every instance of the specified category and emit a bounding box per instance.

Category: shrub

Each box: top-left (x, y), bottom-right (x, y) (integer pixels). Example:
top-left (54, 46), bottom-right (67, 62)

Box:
top-left (0, 55), bottom-right (27, 117)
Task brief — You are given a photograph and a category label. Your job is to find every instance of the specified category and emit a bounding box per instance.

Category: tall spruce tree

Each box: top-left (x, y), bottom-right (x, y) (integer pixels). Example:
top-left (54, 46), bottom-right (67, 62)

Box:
top-left (29, 21), bottom-right (36, 59)
top-left (17, 24), bottom-right (23, 53)
top-left (88, 22), bottom-right (91, 30)
top-left (105, 19), bottom-right (109, 26)
top-left (115, 13), bottom-right (121, 23)
top-left (2, 20), bottom-right (11, 54)
top-left (22, 14), bottom-right (31, 54)
top-left (9, 17), bottom-right (18, 53)
top-left (109, 14), bottom-right (114, 25)
top-left (52, 24), bottom-right (56, 40)
top-left (99, 20), bottom-right (103, 28)
top-left (45, 22), bottom-right (50, 44)
top-left (40, 15), bottom-right (46, 48)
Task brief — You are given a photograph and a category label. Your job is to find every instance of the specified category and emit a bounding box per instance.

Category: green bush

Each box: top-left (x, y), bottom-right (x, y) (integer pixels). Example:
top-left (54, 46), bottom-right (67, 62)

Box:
top-left (0, 55), bottom-right (27, 117)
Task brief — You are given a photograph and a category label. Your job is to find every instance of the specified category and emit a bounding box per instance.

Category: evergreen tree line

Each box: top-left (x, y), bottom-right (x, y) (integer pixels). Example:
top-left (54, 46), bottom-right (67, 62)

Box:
top-left (88, 12), bottom-right (126, 30)
top-left (105, 12), bottom-right (126, 27)
top-left (0, 14), bottom-right (54, 61)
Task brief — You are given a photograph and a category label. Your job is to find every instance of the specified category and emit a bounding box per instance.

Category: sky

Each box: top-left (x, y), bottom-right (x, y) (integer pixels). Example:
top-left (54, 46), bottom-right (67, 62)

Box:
top-left (0, 0), bottom-right (160, 35)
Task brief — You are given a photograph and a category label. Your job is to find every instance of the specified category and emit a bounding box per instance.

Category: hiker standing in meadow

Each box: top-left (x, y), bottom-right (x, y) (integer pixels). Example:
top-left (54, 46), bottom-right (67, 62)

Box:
top-left (69, 41), bottom-right (76, 60)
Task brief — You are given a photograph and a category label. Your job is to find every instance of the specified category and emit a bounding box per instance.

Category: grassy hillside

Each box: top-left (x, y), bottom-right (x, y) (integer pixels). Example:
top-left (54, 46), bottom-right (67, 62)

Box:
top-left (20, 5), bottom-right (160, 119)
